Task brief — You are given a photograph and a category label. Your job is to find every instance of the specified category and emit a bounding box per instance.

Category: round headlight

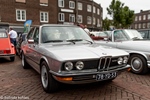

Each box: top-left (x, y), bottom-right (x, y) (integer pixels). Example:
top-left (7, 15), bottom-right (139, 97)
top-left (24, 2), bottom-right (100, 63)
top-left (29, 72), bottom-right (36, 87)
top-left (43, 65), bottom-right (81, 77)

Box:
top-left (64, 62), bottom-right (73, 71)
top-left (75, 61), bottom-right (84, 70)
top-left (118, 57), bottom-right (123, 65)
top-left (123, 56), bottom-right (128, 63)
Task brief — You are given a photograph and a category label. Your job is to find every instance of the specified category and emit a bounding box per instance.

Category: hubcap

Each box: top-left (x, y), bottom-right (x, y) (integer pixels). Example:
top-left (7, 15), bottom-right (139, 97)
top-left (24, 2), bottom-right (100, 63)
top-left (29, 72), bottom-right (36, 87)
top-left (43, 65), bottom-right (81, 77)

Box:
top-left (41, 65), bottom-right (48, 88)
top-left (131, 57), bottom-right (142, 71)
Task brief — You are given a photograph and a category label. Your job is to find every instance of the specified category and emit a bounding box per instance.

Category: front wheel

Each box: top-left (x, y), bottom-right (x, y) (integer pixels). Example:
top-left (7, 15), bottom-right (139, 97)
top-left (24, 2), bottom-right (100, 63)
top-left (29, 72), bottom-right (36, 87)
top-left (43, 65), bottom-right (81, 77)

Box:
top-left (41, 61), bottom-right (59, 93)
top-left (21, 53), bottom-right (30, 69)
top-left (129, 54), bottom-right (149, 74)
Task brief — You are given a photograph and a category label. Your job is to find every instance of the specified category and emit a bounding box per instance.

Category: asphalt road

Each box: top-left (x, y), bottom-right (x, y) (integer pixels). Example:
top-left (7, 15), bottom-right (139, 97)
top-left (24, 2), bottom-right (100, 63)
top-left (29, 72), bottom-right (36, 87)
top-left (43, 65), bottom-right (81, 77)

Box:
top-left (0, 56), bottom-right (150, 100)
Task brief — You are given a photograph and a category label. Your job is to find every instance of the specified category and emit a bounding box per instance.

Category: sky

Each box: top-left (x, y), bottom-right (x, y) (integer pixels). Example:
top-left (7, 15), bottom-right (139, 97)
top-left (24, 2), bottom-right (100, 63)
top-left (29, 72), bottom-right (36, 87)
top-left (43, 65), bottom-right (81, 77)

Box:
top-left (94, 0), bottom-right (150, 19)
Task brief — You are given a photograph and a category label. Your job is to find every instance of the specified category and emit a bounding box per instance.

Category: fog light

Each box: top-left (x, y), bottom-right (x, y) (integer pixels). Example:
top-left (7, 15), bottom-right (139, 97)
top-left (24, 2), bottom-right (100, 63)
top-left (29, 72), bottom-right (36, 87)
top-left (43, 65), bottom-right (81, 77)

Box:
top-left (76, 61), bottom-right (84, 70)
top-left (118, 57), bottom-right (123, 64)
top-left (64, 62), bottom-right (73, 71)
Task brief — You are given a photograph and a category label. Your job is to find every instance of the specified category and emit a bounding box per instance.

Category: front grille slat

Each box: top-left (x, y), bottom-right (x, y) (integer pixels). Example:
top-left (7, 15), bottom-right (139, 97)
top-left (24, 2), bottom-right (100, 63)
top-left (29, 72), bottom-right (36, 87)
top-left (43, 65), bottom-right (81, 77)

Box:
top-left (98, 56), bottom-right (111, 71)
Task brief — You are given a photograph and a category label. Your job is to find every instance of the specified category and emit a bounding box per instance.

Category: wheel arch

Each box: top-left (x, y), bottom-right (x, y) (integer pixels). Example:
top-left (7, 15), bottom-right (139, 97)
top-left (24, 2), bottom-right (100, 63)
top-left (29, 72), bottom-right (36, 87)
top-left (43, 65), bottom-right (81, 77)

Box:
top-left (129, 52), bottom-right (148, 61)
top-left (40, 56), bottom-right (50, 71)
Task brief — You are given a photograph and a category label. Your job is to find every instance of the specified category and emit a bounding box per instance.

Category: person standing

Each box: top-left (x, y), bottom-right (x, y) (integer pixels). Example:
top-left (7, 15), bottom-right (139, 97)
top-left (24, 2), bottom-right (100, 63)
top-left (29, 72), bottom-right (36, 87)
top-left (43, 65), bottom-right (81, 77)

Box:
top-left (9, 28), bottom-right (18, 46)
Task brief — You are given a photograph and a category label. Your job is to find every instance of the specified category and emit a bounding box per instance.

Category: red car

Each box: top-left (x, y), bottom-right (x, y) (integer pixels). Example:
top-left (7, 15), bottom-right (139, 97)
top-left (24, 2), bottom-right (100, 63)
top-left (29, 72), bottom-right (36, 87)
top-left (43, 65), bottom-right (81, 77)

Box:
top-left (0, 29), bottom-right (15, 61)
top-left (90, 31), bottom-right (108, 40)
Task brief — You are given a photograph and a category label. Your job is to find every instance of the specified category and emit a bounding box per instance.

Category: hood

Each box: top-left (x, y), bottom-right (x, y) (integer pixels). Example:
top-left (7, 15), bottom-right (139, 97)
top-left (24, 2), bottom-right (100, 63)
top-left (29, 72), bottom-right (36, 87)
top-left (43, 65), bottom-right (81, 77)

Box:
top-left (41, 43), bottom-right (128, 61)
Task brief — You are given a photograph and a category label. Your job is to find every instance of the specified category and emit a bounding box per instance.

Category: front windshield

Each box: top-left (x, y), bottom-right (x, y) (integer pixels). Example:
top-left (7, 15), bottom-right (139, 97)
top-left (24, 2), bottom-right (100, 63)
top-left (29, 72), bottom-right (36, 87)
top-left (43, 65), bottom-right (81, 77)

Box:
top-left (41, 26), bottom-right (93, 43)
top-left (124, 30), bottom-right (143, 40)
top-left (113, 30), bottom-right (143, 41)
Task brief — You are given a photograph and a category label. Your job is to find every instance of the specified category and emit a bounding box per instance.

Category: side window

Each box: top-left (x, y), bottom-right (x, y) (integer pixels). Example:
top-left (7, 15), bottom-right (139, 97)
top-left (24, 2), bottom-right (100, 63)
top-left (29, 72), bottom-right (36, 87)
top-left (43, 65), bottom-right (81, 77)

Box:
top-left (114, 30), bottom-right (128, 42)
top-left (26, 28), bottom-right (35, 39)
top-left (33, 28), bottom-right (39, 43)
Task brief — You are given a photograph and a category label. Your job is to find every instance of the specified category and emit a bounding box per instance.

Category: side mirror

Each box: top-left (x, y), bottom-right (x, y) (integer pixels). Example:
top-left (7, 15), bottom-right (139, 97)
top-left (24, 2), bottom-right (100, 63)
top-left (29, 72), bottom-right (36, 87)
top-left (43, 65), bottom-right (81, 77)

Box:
top-left (28, 39), bottom-right (34, 43)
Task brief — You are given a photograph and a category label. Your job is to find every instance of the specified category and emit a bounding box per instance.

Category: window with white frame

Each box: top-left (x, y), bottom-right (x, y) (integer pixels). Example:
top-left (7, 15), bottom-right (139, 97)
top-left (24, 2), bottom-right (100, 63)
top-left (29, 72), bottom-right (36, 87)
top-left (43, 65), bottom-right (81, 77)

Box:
top-left (59, 13), bottom-right (65, 22)
top-left (69, 14), bottom-right (75, 22)
top-left (143, 15), bottom-right (146, 20)
top-left (69, 1), bottom-right (75, 9)
top-left (78, 15), bottom-right (82, 23)
top-left (93, 6), bottom-right (95, 13)
top-left (143, 23), bottom-right (146, 28)
top-left (78, 2), bottom-right (82, 10)
top-left (135, 24), bottom-right (137, 29)
top-left (87, 5), bottom-right (91, 12)
top-left (93, 17), bottom-right (95, 25)
top-left (147, 22), bottom-right (150, 28)
top-left (40, 0), bottom-right (48, 6)
top-left (138, 24), bottom-right (141, 28)
top-left (40, 12), bottom-right (48, 22)
top-left (16, 9), bottom-right (26, 21)
top-left (139, 16), bottom-right (141, 21)
top-left (148, 14), bottom-right (150, 20)
top-left (58, 0), bottom-right (64, 7)
top-left (97, 19), bottom-right (100, 25)
top-left (16, 0), bottom-right (26, 3)
top-left (97, 8), bottom-right (100, 15)
top-left (87, 16), bottom-right (91, 24)
top-left (135, 16), bottom-right (138, 21)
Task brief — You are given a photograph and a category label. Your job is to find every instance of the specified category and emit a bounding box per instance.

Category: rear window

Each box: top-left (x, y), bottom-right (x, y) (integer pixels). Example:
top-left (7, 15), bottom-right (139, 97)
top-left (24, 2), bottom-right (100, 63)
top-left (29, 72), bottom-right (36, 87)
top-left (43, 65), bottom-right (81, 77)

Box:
top-left (0, 32), bottom-right (7, 38)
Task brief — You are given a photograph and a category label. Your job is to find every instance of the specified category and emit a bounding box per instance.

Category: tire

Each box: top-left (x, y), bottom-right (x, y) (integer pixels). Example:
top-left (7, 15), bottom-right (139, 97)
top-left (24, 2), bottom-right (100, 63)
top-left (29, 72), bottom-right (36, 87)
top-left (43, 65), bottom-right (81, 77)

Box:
top-left (21, 53), bottom-right (30, 69)
top-left (40, 61), bottom-right (59, 93)
top-left (129, 54), bottom-right (149, 74)
top-left (10, 57), bottom-right (15, 62)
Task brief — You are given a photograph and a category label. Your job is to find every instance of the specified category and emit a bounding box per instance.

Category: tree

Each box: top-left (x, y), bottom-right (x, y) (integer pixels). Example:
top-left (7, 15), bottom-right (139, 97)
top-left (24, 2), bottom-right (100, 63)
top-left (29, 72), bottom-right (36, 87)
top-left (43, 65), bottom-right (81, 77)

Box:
top-left (121, 6), bottom-right (135, 28)
top-left (103, 17), bottom-right (112, 31)
top-left (106, 0), bottom-right (134, 29)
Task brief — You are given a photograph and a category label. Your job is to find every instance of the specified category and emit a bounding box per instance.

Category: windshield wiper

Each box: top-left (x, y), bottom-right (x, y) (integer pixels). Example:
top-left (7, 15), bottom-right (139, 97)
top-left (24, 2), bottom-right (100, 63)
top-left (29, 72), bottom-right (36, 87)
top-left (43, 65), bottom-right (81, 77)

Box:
top-left (43, 40), bottom-right (63, 43)
top-left (82, 39), bottom-right (93, 44)
top-left (66, 39), bottom-right (93, 44)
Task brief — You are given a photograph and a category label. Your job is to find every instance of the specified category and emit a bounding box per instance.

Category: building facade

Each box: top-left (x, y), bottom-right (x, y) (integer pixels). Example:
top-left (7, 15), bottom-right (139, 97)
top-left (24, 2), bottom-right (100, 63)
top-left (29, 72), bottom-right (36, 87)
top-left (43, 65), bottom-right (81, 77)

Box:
top-left (132, 10), bottom-right (150, 29)
top-left (0, 0), bottom-right (103, 31)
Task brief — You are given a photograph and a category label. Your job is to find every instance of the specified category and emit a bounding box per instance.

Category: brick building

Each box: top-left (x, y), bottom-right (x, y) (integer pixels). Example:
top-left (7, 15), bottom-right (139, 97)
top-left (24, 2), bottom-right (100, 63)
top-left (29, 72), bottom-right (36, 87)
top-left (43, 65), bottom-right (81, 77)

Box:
top-left (0, 0), bottom-right (103, 31)
top-left (132, 10), bottom-right (150, 29)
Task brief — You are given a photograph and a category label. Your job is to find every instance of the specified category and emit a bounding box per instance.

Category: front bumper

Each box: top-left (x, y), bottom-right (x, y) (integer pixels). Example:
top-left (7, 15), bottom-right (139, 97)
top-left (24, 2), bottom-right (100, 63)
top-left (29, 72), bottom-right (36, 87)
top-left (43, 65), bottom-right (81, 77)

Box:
top-left (50, 64), bottom-right (130, 84)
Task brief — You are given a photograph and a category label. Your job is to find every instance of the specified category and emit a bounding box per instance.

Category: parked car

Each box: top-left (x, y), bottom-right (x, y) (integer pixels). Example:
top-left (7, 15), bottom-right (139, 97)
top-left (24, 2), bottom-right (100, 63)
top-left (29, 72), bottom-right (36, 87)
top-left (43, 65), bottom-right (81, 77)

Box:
top-left (21, 24), bottom-right (130, 92)
top-left (90, 31), bottom-right (108, 40)
top-left (0, 29), bottom-right (15, 61)
top-left (16, 32), bottom-right (27, 57)
top-left (95, 29), bottom-right (150, 74)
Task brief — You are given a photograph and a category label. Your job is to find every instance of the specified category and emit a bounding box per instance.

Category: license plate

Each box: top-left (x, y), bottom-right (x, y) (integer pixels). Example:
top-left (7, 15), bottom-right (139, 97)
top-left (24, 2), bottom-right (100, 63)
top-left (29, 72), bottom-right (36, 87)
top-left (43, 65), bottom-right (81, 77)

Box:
top-left (96, 72), bottom-right (117, 81)
top-left (0, 50), bottom-right (4, 54)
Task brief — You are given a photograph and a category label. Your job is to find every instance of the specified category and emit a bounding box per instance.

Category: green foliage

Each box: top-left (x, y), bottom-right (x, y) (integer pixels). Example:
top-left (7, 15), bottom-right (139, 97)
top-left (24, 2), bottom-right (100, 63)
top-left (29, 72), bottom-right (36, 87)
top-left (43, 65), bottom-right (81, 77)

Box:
top-left (103, 17), bottom-right (112, 30)
top-left (106, 0), bottom-right (134, 29)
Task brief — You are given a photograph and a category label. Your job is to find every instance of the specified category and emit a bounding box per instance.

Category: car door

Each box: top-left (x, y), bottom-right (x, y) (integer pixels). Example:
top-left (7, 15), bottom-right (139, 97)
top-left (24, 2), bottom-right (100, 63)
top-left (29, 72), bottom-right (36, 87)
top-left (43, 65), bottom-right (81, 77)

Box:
top-left (29, 27), bottom-right (40, 72)
top-left (23, 27), bottom-right (35, 63)
top-left (113, 30), bottom-right (129, 49)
